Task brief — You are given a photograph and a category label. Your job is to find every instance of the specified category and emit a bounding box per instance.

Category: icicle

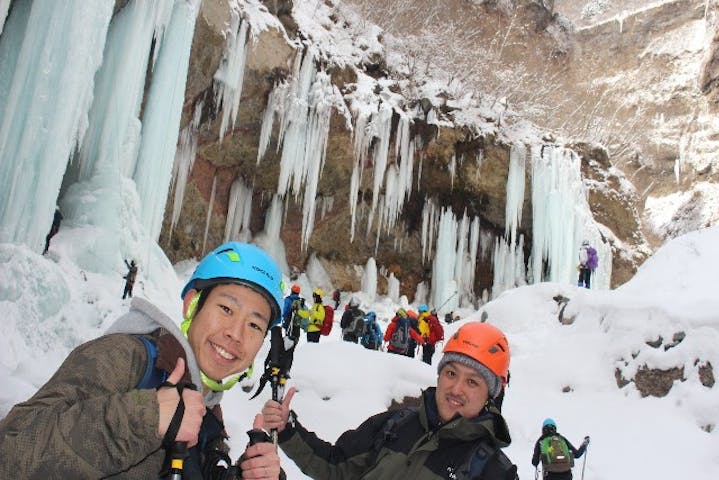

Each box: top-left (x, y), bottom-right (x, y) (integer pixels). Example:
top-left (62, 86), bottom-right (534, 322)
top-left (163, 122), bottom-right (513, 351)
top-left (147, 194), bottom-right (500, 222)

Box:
top-left (170, 100), bottom-right (203, 241)
top-left (135, 0), bottom-right (200, 241)
top-left (223, 177), bottom-right (253, 243)
top-left (214, 9), bottom-right (249, 141)
top-left (448, 154), bottom-right (457, 190)
top-left (202, 175), bottom-right (217, 255)
top-left (366, 103), bottom-right (393, 233)
top-left (0, 1), bottom-right (114, 247)
top-left (505, 143), bottom-right (526, 245)
top-left (257, 82), bottom-right (287, 163)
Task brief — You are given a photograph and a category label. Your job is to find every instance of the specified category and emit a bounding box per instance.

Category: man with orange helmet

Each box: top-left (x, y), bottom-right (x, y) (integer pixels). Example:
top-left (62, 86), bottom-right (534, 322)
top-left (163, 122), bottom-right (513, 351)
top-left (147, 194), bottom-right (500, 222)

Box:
top-left (261, 321), bottom-right (518, 479)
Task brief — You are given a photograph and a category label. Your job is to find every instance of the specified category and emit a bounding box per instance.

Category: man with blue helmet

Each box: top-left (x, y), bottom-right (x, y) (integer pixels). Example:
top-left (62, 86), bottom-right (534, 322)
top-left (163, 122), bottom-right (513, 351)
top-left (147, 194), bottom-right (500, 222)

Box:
top-left (0, 242), bottom-right (285, 479)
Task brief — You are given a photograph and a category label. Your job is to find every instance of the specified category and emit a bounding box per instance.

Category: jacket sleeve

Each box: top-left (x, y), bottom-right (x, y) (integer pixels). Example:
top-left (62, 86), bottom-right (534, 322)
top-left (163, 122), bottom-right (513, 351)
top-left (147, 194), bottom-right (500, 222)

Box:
top-left (383, 320), bottom-right (396, 342)
top-left (531, 438), bottom-right (541, 466)
top-left (311, 304), bottom-right (325, 325)
top-left (409, 327), bottom-right (425, 344)
top-left (277, 410), bottom-right (391, 480)
top-left (0, 334), bottom-right (162, 478)
top-left (564, 436), bottom-right (587, 458)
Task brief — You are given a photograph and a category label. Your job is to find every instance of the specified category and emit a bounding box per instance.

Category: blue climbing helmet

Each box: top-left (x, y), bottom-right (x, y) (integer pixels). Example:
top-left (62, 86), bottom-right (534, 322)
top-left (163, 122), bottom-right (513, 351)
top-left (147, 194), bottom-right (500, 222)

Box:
top-left (542, 418), bottom-right (557, 433)
top-left (418, 304), bottom-right (428, 313)
top-left (181, 242), bottom-right (284, 327)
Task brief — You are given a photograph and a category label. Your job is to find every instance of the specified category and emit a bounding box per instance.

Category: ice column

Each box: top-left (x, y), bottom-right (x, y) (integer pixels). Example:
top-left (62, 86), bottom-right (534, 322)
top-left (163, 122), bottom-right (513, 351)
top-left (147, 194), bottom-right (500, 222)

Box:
top-left (529, 144), bottom-right (611, 289)
top-left (254, 194), bottom-right (290, 275)
top-left (0, 0), bottom-right (11, 36)
top-left (361, 257), bottom-right (378, 302)
top-left (224, 177), bottom-right (253, 243)
top-left (491, 143), bottom-right (527, 297)
top-left (0, 1), bottom-right (113, 247)
top-left (135, 0), bottom-right (200, 241)
top-left (214, 10), bottom-right (249, 141)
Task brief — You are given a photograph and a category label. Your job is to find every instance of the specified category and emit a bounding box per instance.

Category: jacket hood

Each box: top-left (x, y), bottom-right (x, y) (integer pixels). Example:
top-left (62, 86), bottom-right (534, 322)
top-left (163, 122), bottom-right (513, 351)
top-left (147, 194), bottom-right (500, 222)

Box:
top-left (105, 298), bottom-right (223, 407)
top-left (419, 387), bottom-right (512, 448)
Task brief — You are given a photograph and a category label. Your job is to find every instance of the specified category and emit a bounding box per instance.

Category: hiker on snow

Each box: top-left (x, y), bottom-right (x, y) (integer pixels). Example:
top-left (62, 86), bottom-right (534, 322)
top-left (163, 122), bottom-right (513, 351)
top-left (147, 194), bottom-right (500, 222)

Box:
top-left (340, 296), bottom-right (365, 343)
top-left (122, 259), bottom-right (138, 299)
top-left (577, 240), bottom-right (598, 289)
top-left (418, 306), bottom-right (444, 365)
top-left (305, 288), bottom-right (326, 343)
top-left (42, 206), bottom-right (63, 255)
top-left (406, 309), bottom-right (423, 358)
top-left (531, 418), bottom-right (589, 479)
top-left (0, 242), bottom-right (283, 478)
top-left (282, 284), bottom-right (307, 343)
top-left (360, 311), bottom-right (383, 350)
top-left (261, 322), bottom-right (518, 479)
top-left (332, 288), bottom-right (341, 309)
top-left (384, 307), bottom-right (425, 356)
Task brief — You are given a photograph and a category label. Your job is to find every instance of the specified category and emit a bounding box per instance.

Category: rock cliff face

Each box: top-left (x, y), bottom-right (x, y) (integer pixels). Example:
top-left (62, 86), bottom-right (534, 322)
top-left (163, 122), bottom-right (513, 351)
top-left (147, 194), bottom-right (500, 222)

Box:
top-left (155, 0), bottom-right (715, 301)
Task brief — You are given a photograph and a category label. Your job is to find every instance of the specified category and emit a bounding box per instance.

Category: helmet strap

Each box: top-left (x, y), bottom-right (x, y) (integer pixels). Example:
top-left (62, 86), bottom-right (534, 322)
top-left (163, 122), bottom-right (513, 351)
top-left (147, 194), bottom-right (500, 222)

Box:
top-left (201, 363), bottom-right (254, 391)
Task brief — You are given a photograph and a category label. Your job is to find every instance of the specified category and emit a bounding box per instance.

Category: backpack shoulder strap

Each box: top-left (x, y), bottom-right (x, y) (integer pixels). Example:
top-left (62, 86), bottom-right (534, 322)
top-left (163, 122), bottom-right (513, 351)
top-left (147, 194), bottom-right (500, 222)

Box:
top-left (372, 408), bottom-right (417, 457)
top-left (463, 439), bottom-right (517, 480)
top-left (135, 335), bottom-right (168, 389)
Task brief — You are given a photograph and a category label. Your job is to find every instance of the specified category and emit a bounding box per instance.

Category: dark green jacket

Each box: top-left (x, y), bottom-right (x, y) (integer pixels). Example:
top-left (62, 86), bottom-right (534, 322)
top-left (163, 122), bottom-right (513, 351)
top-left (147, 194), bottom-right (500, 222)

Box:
top-left (278, 388), bottom-right (518, 479)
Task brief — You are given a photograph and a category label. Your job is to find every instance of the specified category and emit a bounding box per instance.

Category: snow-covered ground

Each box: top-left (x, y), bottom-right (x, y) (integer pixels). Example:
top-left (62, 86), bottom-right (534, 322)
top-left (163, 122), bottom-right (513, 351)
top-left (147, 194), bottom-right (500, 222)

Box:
top-left (2, 225), bottom-right (719, 479)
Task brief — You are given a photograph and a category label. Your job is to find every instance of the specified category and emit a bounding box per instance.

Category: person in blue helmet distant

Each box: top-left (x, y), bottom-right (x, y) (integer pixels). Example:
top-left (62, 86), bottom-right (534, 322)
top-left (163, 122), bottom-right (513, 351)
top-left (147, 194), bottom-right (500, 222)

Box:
top-left (531, 418), bottom-right (590, 479)
top-left (360, 311), bottom-right (383, 350)
top-left (0, 242), bottom-right (285, 479)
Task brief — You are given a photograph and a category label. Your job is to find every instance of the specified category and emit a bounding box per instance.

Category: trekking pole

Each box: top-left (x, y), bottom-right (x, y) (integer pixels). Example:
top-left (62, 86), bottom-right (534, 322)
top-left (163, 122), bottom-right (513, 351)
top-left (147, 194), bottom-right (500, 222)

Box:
top-left (436, 291), bottom-right (458, 312)
top-left (251, 325), bottom-right (295, 445)
top-left (581, 445), bottom-right (589, 480)
top-left (167, 441), bottom-right (188, 480)
top-left (269, 325), bottom-right (284, 445)
top-left (534, 466), bottom-right (538, 480)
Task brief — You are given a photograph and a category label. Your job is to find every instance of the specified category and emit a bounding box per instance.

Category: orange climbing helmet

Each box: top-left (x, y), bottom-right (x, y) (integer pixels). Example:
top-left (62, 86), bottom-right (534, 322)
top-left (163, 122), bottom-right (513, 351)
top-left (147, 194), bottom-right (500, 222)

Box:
top-left (443, 322), bottom-right (510, 384)
top-left (291, 284), bottom-right (301, 294)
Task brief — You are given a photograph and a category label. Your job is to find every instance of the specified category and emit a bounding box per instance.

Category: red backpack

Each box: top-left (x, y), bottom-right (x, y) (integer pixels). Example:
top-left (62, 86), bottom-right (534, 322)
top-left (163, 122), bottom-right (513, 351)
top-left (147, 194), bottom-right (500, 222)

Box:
top-left (428, 315), bottom-right (444, 344)
top-left (320, 305), bottom-right (334, 335)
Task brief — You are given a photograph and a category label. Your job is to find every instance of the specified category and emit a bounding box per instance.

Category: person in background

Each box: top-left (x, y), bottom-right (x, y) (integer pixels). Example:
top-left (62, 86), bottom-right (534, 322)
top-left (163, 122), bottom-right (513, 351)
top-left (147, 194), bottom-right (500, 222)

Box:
top-left (261, 322), bottom-right (518, 479)
top-left (0, 241), bottom-right (284, 479)
top-left (122, 259), bottom-right (138, 299)
top-left (384, 308), bottom-right (424, 356)
top-left (340, 296), bottom-right (365, 343)
top-left (421, 308), bottom-right (444, 365)
top-left (306, 288), bottom-right (325, 343)
top-left (42, 206), bottom-right (63, 255)
top-left (577, 240), bottom-right (598, 289)
top-left (405, 309), bottom-right (420, 358)
top-left (360, 311), bottom-right (383, 350)
top-left (531, 418), bottom-right (589, 479)
top-left (282, 284), bottom-right (305, 343)
top-left (332, 288), bottom-right (341, 309)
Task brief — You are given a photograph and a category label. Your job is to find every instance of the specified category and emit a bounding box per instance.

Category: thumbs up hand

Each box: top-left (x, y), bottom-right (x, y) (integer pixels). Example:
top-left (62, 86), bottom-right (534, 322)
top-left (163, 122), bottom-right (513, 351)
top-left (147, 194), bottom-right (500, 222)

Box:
top-left (156, 358), bottom-right (206, 447)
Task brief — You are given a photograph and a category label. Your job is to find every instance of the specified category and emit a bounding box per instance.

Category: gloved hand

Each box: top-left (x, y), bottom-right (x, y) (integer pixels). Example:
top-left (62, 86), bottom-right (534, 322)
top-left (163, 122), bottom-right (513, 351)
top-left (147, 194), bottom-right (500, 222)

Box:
top-left (582, 435), bottom-right (590, 447)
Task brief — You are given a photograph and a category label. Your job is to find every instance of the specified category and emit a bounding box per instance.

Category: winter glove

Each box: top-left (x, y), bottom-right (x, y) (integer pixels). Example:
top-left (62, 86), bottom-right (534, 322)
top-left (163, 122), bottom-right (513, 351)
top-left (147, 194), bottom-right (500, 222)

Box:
top-left (582, 436), bottom-right (590, 447)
